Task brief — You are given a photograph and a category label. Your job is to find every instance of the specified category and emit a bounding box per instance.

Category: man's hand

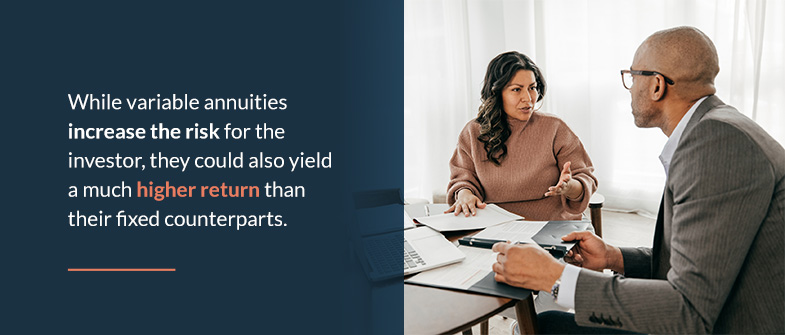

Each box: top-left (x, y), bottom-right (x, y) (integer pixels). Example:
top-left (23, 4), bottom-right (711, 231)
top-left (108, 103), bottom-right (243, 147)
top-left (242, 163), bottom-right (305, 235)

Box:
top-left (491, 242), bottom-right (565, 292)
top-left (561, 231), bottom-right (624, 273)
top-left (445, 189), bottom-right (486, 216)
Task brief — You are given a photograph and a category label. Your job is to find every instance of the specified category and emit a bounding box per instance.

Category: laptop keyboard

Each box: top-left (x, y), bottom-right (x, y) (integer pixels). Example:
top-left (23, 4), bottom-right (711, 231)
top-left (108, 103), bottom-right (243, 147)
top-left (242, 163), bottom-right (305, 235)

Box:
top-left (403, 240), bottom-right (426, 270)
top-left (365, 237), bottom-right (426, 275)
top-left (403, 240), bottom-right (425, 270)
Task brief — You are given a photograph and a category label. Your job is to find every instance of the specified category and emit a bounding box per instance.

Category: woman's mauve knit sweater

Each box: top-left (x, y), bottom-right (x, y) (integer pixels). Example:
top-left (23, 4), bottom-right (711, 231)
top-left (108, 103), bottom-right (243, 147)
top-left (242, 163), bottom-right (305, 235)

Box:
top-left (447, 112), bottom-right (597, 221)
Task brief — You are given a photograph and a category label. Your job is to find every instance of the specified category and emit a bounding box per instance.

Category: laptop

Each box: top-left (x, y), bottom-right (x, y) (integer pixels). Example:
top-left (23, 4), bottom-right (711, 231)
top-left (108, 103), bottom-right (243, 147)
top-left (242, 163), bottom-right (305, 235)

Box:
top-left (355, 204), bottom-right (465, 282)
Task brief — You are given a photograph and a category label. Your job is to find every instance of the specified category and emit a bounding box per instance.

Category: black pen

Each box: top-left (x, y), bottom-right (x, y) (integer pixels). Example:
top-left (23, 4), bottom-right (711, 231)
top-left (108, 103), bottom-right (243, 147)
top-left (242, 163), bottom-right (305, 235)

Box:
top-left (458, 237), bottom-right (510, 249)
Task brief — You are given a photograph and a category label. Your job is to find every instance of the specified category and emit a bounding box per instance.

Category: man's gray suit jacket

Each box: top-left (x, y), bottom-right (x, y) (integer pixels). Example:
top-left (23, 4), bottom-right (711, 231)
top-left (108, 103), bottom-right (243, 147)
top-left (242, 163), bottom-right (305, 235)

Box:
top-left (573, 95), bottom-right (785, 333)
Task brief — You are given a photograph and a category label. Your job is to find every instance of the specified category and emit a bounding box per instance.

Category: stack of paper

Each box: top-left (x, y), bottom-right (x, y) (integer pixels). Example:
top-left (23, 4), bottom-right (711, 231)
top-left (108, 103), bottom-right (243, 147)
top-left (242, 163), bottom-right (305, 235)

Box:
top-left (470, 220), bottom-right (548, 245)
top-left (405, 246), bottom-right (496, 290)
top-left (414, 204), bottom-right (522, 232)
top-left (404, 245), bottom-right (533, 300)
top-left (405, 219), bottom-right (591, 299)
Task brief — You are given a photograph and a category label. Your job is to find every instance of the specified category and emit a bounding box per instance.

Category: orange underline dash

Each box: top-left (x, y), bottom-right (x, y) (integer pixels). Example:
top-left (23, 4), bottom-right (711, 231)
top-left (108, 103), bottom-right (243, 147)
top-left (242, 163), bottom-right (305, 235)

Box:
top-left (68, 268), bottom-right (176, 272)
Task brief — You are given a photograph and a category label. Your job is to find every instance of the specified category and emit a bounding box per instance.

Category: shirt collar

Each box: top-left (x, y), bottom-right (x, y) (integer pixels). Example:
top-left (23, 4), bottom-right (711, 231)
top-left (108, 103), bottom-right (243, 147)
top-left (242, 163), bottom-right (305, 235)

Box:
top-left (659, 96), bottom-right (709, 176)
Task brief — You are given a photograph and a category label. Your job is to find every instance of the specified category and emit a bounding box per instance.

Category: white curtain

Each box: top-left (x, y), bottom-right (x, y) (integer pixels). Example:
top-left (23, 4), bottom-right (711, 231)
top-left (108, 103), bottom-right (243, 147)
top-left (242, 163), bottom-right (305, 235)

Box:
top-left (404, 0), bottom-right (785, 214)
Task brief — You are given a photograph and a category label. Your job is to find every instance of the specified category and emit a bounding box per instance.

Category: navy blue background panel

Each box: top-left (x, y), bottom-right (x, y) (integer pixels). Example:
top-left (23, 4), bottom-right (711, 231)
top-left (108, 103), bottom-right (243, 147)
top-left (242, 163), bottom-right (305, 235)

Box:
top-left (3, 1), bottom-right (402, 334)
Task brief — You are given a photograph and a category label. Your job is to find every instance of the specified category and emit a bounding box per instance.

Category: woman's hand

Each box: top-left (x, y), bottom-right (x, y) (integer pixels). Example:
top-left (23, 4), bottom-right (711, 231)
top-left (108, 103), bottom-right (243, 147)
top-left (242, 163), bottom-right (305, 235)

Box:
top-left (545, 162), bottom-right (583, 200)
top-left (445, 189), bottom-right (486, 216)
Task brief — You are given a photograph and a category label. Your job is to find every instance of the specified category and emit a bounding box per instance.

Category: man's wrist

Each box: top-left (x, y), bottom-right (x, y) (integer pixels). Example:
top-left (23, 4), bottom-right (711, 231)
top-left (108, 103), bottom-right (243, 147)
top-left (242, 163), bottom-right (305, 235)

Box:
top-left (607, 246), bottom-right (624, 273)
top-left (550, 279), bottom-right (561, 302)
top-left (545, 262), bottom-right (566, 292)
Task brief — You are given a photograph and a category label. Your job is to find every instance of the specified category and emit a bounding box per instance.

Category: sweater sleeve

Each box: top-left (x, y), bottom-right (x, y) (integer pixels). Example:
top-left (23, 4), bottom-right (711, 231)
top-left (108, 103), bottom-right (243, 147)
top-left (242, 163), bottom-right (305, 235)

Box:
top-left (447, 123), bottom-right (485, 205)
top-left (553, 121), bottom-right (597, 214)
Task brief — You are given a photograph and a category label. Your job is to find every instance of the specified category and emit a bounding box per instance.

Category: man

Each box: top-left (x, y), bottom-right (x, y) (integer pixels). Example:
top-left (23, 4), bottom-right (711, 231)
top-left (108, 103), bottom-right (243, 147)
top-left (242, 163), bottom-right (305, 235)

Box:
top-left (493, 26), bottom-right (785, 334)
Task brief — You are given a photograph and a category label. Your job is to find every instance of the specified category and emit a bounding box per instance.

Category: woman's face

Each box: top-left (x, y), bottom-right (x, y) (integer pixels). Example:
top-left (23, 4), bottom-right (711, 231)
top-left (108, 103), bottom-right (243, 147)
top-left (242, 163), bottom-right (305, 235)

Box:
top-left (501, 70), bottom-right (539, 121)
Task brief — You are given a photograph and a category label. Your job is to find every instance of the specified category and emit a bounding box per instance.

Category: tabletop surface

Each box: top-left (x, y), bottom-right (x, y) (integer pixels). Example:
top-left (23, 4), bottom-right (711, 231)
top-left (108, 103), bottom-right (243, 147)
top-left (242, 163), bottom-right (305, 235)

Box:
top-left (404, 283), bottom-right (521, 334)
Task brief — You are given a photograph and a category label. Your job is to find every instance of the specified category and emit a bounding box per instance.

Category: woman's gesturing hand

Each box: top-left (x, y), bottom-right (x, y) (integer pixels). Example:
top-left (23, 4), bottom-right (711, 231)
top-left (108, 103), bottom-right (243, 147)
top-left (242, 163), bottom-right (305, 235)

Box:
top-left (545, 161), bottom-right (583, 200)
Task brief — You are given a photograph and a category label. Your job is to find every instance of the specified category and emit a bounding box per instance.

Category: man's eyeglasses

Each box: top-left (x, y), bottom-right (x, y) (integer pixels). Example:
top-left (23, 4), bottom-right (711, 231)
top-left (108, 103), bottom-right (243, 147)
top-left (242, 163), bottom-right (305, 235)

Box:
top-left (620, 69), bottom-right (674, 90)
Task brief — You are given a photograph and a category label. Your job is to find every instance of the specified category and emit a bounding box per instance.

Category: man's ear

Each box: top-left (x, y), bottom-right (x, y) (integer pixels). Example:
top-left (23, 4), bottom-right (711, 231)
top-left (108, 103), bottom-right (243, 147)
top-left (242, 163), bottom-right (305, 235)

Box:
top-left (651, 75), bottom-right (666, 101)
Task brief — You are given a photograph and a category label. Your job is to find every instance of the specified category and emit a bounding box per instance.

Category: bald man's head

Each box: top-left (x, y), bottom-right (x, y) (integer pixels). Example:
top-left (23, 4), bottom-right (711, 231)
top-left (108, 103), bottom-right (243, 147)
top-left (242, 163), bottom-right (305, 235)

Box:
top-left (633, 26), bottom-right (719, 100)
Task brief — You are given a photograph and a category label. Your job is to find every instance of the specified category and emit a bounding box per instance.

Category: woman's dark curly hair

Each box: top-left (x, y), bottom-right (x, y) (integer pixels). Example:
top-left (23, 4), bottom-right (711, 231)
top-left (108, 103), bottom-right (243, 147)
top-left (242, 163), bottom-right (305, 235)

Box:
top-left (476, 51), bottom-right (547, 165)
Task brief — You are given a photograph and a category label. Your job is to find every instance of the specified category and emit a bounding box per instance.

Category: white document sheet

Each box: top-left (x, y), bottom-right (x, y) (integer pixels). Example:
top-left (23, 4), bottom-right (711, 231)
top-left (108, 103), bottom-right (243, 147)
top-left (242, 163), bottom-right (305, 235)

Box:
top-left (405, 246), bottom-right (497, 290)
top-left (403, 204), bottom-right (451, 229)
top-left (414, 204), bottom-right (523, 232)
top-left (471, 220), bottom-right (548, 244)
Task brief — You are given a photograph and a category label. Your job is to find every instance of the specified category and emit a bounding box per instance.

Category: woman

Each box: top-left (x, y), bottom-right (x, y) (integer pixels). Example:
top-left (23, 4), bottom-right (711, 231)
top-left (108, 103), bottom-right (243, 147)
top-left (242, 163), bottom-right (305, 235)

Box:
top-left (446, 51), bottom-right (597, 221)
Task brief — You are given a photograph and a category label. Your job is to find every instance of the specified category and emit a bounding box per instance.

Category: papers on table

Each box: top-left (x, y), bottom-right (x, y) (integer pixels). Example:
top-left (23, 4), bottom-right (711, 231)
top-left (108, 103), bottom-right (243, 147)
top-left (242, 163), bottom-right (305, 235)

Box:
top-left (403, 203), bottom-right (451, 229)
top-left (413, 204), bottom-right (522, 232)
top-left (404, 203), bottom-right (450, 219)
top-left (406, 219), bottom-right (591, 299)
top-left (404, 244), bottom-right (534, 300)
top-left (471, 220), bottom-right (548, 245)
top-left (405, 246), bottom-right (497, 290)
